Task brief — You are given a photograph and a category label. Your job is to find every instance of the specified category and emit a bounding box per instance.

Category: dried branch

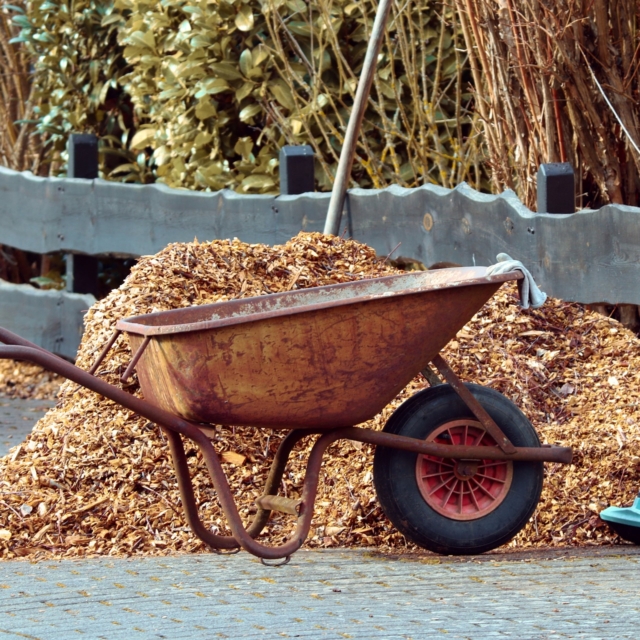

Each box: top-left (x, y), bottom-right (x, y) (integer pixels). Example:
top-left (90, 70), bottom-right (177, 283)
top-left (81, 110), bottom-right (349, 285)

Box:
top-left (455, 0), bottom-right (640, 209)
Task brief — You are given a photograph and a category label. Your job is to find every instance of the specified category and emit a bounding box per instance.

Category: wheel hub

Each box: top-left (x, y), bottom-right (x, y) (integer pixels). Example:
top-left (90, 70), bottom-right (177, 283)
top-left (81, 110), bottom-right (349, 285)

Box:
top-left (453, 460), bottom-right (479, 480)
top-left (415, 419), bottom-right (514, 521)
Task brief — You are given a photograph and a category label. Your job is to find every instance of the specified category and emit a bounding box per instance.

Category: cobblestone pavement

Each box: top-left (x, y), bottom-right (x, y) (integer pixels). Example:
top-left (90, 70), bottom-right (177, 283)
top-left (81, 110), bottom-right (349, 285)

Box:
top-left (0, 395), bottom-right (54, 457)
top-left (1, 547), bottom-right (640, 639)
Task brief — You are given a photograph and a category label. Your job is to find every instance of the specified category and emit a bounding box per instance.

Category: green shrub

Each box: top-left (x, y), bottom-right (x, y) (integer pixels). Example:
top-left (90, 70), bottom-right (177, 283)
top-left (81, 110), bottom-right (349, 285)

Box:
top-left (9, 0), bottom-right (150, 181)
top-left (115, 0), bottom-right (483, 192)
top-left (12, 0), bottom-right (483, 192)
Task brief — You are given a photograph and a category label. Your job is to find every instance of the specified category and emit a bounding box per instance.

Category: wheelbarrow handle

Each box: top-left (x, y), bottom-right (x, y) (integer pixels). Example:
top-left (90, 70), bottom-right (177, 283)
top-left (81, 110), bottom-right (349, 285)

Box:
top-left (0, 342), bottom-right (248, 551)
top-left (0, 327), bottom-right (67, 361)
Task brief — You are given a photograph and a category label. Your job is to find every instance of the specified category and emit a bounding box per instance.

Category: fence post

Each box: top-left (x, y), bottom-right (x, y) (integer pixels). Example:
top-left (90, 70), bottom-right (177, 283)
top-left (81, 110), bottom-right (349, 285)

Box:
top-left (537, 163), bottom-right (575, 213)
top-left (279, 145), bottom-right (315, 195)
top-left (68, 133), bottom-right (99, 180)
top-left (66, 134), bottom-right (100, 296)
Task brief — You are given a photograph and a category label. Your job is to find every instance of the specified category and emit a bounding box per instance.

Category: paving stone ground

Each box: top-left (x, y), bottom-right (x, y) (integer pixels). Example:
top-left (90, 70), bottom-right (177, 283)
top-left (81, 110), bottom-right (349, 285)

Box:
top-left (0, 395), bottom-right (54, 457)
top-left (1, 548), bottom-right (640, 639)
top-left (2, 394), bottom-right (639, 639)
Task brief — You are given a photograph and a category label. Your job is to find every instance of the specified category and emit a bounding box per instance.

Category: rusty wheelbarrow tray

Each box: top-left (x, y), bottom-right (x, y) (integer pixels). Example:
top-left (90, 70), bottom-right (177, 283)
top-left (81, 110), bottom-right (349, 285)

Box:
top-left (0, 266), bottom-right (571, 561)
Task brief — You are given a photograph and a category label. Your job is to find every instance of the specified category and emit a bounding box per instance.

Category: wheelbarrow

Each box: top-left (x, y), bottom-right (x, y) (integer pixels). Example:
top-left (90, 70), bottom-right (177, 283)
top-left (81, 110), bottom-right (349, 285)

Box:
top-left (0, 266), bottom-right (572, 562)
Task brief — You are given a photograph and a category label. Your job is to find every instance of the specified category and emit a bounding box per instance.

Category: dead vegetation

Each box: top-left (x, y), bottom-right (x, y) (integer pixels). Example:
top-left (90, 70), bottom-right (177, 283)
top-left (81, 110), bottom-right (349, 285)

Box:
top-left (0, 1), bottom-right (43, 173)
top-left (454, 0), bottom-right (640, 210)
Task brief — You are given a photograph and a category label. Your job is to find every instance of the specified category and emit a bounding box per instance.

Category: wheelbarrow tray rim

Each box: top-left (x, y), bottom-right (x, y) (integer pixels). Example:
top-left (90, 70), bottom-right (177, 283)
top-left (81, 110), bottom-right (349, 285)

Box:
top-left (116, 266), bottom-right (522, 337)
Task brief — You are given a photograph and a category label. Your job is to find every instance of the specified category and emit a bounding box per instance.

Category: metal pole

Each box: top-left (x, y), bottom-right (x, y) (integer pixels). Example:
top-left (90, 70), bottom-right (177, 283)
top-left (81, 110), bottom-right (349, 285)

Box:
top-left (323, 0), bottom-right (393, 236)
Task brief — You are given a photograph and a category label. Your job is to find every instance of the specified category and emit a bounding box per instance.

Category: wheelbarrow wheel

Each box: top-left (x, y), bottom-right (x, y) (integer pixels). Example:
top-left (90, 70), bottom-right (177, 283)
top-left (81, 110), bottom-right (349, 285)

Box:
top-left (373, 383), bottom-right (543, 555)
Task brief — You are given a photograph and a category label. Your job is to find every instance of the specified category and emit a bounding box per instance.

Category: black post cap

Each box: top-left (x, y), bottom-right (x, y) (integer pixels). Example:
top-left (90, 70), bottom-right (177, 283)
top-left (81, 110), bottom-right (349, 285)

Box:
top-left (67, 133), bottom-right (99, 180)
top-left (279, 145), bottom-right (315, 195)
top-left (537, 163), bottom-right (575, 214)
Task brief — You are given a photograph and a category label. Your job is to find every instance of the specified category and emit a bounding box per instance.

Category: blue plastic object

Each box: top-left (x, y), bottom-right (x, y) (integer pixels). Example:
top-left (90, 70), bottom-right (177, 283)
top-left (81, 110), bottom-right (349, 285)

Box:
top-left (601, 493), bottom-right (640, 544)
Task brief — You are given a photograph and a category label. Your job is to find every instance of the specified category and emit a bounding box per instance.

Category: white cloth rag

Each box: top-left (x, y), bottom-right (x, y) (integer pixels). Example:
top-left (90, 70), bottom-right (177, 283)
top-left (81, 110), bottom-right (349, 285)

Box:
top-left (486, 253), bottom-right (547, 309)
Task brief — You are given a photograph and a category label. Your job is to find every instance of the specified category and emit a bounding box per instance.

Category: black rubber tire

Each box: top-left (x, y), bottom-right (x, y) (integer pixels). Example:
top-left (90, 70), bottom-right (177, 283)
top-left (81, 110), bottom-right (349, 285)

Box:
top-left (373, 383), bottom-right (544, 555)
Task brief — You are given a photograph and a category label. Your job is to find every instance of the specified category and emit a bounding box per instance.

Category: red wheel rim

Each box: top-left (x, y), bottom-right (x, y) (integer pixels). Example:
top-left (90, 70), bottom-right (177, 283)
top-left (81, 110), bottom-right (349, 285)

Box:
top-left (415, 419), bottom-right (513, 521)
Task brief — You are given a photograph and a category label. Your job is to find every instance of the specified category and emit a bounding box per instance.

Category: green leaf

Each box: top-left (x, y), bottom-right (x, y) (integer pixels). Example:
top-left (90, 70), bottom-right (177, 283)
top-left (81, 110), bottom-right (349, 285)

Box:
top-left (287, 21), bottom-right (311, 37)
top-left (239, 103), bottom-right (261, 122)
top-left (90, 60), bottom-right (100, 86)
top-left (239, 49), bottom-right (252, 77)
top-left (241, 174), bottom-right (275, 192)
top-left (109, 163), bottom-right (139, 175)
top-left (285, 0), bottom-right (306, 13)
top-left (252, 44), bottom-right (268, 67)
top-left (11, 15), bottom-right (32, 28)
top-left (128, 30), bottom-right (156, 50)
top-left (269, 80), bottom-right (295, 110)
top-left (99, 80), bottom-right (111, 104)
top-left (130, 128), bottom-right (157, 149)
top-left (235, 81), bottom-right (253, 102)
top-left (234, 136), bottom-right (254, 160)
top-left (190, 34), bottom-right (213, 48)
top-left (194, 77), bottom-right (230, 98)
top-left (209, 61), bottom-right (243, 81)
top-left (101, 13), bottom-right (123, 27)
top-left (194, 131), bottom-right (213, 147)
top-left (195, 98), bottom-right (217, 120)
top-left (235, 5), bottom-right (254, 32)
top-left (32, 32), bottom-right (56, 43)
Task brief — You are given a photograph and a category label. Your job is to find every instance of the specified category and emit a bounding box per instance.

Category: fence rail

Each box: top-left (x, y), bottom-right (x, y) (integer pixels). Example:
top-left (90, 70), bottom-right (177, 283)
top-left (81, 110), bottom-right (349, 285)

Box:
top-left (1, 164), bottom-right (640, 357)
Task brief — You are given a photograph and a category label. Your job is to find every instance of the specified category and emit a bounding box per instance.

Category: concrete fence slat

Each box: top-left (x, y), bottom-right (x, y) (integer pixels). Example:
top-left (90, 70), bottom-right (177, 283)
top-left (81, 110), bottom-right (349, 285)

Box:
top-left (0, 281), bottom-right (95, 359)
top-left (2, 165), bottom-right (640, 356)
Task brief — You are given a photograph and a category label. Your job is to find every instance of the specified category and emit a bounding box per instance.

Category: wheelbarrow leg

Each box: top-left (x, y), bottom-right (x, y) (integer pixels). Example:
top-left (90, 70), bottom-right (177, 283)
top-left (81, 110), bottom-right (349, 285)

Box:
top-left (247, 429), bottom-right (316, 539)
top-left (164, 428), bottom-right (241, 551)
top-left (166, 427), bottom-right (315, 549)
top-left (179, 426), bottom-right (344, 560)
top-left (163, 427), bottom-right (324, 557)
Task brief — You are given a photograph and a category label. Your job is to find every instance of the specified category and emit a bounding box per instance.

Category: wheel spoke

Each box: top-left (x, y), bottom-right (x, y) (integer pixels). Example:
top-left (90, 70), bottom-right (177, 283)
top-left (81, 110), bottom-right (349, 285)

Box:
top-left (458, 481), bottom-right (465, 514)
top-left (475, 472), bottom-right (507, 483)
top-left (423, 457), bottom-right (455, 468)
top-left (441, 479), bottom-right (459, 507)
top-left (428, 476), bottom-right (456, 496)
top-left (470, 477), bottom-right (495, 499)
top-left (468, 483), bottom-right (481, 512)
top-left (421, 470), bottom-right (454, 480)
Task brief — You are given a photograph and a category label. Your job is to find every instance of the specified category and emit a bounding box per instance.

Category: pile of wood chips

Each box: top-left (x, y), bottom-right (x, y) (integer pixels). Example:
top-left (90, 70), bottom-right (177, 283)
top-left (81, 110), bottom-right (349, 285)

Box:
top-left (0, 360), bottom-right (60, 400)
top-left (1, 232), bottom-right (639, 560)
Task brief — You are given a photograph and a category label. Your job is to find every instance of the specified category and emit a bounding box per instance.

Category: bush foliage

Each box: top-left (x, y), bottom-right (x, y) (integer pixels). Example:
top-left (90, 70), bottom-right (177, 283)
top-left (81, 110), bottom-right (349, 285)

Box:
top-left (8, 0), bottom-right (150, 180)
top-left (11, 0), bottom-right (483, 192)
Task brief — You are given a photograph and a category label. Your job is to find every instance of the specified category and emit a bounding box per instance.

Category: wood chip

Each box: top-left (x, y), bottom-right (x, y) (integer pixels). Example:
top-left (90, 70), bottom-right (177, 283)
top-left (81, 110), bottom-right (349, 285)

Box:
top-left (221, 452), bottom-right (246, 466)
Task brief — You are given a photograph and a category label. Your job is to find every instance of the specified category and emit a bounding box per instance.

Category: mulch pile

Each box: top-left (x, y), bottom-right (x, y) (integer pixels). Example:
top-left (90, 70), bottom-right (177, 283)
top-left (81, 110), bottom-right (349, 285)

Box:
top-left (0, 232), bottom-right (638, 559)
top-left (0, 360), bottom-right (60, 400)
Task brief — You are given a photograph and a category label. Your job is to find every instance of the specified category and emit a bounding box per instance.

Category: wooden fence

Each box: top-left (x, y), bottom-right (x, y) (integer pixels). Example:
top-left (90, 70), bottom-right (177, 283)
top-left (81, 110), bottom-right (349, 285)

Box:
top-left (1, 164), bottom-right (639, 357)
